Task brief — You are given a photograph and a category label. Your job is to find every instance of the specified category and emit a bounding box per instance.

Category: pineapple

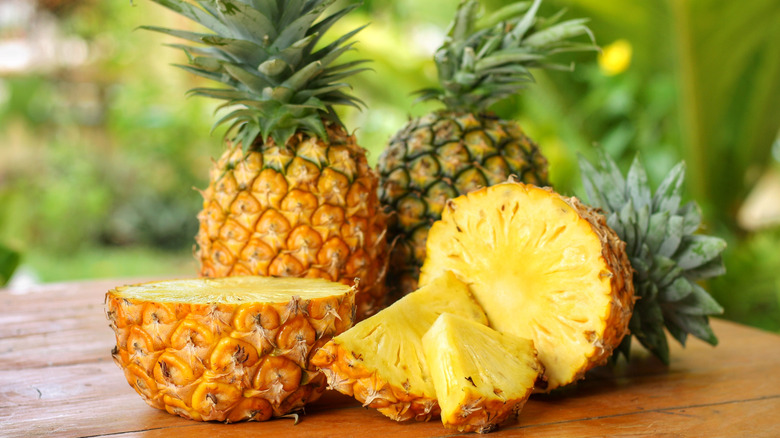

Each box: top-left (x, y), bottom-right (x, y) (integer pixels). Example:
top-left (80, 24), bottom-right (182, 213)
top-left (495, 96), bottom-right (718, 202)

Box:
top-left (105, 276), bottom-right (355, 422)
top-left (420, 181), bottom-right (634, 390)
top-left (578, 152), bottom-right (726, 364)
top-left (422, 313), bottom-right (543, 433)
top-left (142, 0), bottom-right (388, 319)
top-left (310, 271), bottom-right (488, 422)
top-left (377, 0), bottom-right (596, 296)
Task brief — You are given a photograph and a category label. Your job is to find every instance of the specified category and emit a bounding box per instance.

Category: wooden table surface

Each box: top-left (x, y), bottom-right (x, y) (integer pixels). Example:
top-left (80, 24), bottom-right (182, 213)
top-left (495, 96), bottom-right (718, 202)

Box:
top-left (1, 278), bottom-right (779, 437)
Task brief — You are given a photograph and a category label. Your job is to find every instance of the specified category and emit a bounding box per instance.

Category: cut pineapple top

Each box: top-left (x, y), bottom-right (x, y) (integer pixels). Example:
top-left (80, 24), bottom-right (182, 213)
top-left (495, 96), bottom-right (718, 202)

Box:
top-left (422, 313), bottom-right (542, 433)
top-left (421, 182), bottom-right (633, 390)
top-left (109, 277), bottom-right (354, 304)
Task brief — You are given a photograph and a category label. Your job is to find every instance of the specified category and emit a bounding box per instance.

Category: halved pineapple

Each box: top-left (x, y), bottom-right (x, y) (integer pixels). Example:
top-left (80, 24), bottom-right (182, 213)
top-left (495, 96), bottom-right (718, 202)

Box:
top-left (105, 276), bottom-right (355, 422)
top-left (420, 182), bottom-right (634, 390)
top-left (310, 271), bottom-right (487, 421)
top-left (422, 313), bottom-right (543, 433)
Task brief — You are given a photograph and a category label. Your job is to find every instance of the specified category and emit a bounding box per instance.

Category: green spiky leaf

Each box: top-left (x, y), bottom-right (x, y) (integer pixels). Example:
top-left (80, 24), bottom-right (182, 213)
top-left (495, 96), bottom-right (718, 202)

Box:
top-left (578, 151), bottom-right (726, 364)
top-left (419, 0), bottom-right (597, 113)
top-left (142, 0), bottom-right (367, 148)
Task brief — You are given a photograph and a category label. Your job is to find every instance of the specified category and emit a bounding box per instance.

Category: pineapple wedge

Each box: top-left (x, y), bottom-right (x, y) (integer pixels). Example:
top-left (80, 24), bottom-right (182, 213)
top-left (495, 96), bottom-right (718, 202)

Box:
top-left (311, 271), bottom-right (487, 421)
top-left (421, 182), bottom-right (634, 390)
top-left (106, 276), bottom-right (355, 422)
top-left (422, 313), bottom-right (543, 433)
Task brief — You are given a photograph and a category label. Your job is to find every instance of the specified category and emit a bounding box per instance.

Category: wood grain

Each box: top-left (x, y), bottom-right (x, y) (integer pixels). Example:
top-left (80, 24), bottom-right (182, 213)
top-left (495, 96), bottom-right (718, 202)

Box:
top-left (1, 278), bottom-right (779, 437)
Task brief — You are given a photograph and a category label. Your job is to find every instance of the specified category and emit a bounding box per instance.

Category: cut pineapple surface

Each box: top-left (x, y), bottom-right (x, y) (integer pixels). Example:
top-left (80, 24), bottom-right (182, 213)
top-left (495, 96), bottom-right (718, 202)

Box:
top-left (420, 182), bottom-right (634, 390)
top-left (422, 313), bottom-right (542, 433)
top-left (106, 276), bottom-right (355, 422)
top-left (311, 271), bottom-right (487, 421)
top-left (110, 276), bottom-right (353, 304)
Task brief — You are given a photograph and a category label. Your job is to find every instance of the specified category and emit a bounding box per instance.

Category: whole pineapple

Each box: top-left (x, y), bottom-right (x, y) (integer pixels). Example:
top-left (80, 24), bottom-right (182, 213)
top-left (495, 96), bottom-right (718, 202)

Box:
top-left (377, 0), bottom-right (596, 295)
top-left (143, 0), bottom-right (388, 319)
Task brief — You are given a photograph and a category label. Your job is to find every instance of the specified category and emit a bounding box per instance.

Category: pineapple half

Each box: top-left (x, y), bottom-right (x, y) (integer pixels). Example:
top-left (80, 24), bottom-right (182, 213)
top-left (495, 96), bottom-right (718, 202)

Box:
top-left (106, 276), bottom-right (355, 422)
top-left (142, 0), bottom-right (388, 320)
top-left (420, 181), bottom-right (634, 390)
top-left (310, 271), bottom-right (487, 422)
top-left (422, 313), bottom-right (543, 433)
top-left (378, 0), bottom-right (596, 297)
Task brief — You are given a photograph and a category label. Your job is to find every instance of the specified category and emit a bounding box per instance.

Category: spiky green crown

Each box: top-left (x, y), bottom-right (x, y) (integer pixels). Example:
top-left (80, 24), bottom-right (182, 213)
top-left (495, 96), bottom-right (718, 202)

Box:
top-left (142, 0), bottom-right (368, 149)
top-left (417, 0), bottom-right (596, 113)
top-left (579, 151), bottom-right (726, 364)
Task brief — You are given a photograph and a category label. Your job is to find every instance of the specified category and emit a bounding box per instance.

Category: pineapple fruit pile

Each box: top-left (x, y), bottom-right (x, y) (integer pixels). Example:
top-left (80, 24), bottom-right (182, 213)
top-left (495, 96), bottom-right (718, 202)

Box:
top-left (104, 0), bottom-right (727, 433)
top-left (314, 181), bottom-right (635, 432)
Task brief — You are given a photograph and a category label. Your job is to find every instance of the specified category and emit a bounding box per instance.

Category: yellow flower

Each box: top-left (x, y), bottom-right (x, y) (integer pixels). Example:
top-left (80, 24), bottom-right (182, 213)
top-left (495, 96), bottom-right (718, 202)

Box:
top-left (598, 39), bottom-right (632, 76)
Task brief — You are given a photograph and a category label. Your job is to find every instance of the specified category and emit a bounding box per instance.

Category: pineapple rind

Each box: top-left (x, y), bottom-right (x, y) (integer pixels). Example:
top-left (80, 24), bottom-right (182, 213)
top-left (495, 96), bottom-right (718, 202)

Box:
top-left (420, 182), bottom-right (633, 390)
top-left (311, 271), bottom-right (488, 422)
top-left (422, 313), bottom-right (542, 433)
top-left (106, 277), bottom-right (356, 422)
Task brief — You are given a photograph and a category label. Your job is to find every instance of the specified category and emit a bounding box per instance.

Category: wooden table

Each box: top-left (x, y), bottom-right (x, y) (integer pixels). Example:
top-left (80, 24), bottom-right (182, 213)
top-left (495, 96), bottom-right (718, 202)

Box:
top-left (2, 278), bottom-right (779, 437)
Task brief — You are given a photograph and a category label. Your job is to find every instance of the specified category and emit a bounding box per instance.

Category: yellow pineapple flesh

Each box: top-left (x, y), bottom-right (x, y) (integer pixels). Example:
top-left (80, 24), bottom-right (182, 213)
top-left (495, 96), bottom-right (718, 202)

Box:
top-left (105, 276), bottom-right (355, 422)
top-left (196, 124), bottom-right (388, 320)
top-left (420, 182), bottom-right (634, 390)
top-left (310, 271), bottom-right (487, 421)
top-left (422, 313), bottom-right (543, 433)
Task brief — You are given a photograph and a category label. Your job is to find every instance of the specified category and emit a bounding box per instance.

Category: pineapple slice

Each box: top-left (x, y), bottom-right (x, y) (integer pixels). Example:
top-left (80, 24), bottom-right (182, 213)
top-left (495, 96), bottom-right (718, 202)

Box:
top-left (421, 182), bottom-right (634, 390)
top-left (311, 271), bottom-right (487, 421)
top-left (422, 313), bottom-right (543, 433)
top-left (105, 276), bottom-right (355, 422)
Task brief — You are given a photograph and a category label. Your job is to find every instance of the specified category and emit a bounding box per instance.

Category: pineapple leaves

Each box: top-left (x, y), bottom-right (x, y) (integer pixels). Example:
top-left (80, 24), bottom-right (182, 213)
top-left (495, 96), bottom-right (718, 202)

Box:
top-left (147, 0), bottom-right (231, 35)
top-left (142, 0), bottom-right (367, 147)
top-left (578, 152), bottom-right (726, 364)
top-left (674, 235), bottom-right (727, 270)
top-left (422, 0), bottom-right (597, 112)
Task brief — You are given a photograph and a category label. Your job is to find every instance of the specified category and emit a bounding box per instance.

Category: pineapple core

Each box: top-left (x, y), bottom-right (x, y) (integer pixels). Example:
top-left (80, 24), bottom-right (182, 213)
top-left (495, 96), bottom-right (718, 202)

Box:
top-left (422, 313), bottom-right (542, 433)
top-left (312, 271), bottom-right (487, 421)
top-left (421, 182), bottom-right (633, 389)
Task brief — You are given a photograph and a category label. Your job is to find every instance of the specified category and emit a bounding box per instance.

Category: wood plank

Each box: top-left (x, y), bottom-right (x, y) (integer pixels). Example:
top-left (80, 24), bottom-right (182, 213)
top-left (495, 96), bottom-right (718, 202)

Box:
top-left (1, 320), bottom-right (778, 437)
top-left (1, 279), bottom-right (779, 437)
top-left (0, 278), bottom-right (147, 338)
top-left (0, 278), bottom-right (156, 369)
top-left (505, 396), bottom-right (780, 437)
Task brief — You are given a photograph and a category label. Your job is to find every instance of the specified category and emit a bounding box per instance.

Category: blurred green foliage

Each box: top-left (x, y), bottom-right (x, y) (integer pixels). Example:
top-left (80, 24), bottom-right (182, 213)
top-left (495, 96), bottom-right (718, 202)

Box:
top-left (0, 242), bottom-right (20, 286)
top-left (0, 0), bottom-right (778, 333)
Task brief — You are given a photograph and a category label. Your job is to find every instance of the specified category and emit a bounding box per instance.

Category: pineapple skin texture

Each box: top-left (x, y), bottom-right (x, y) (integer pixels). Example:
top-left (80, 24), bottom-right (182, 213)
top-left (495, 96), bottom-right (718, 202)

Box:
top-left (421, 182), bottom-right (635, 390)
top-left (105, 282), bottom-right (355, 422)
top-left (196, 123), bottom-right (388, 320)
top-left (377, 111), bottom-right (549, 297)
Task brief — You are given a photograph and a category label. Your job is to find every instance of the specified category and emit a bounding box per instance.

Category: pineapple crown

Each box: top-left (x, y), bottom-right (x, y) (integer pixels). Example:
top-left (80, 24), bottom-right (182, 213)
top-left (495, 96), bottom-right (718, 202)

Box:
top-left (142, 0), bottom-right (368, 150)
top-left (579, 151), bottom-right (726, 365)
top-left (416, 0), bottom-right (597, 113)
